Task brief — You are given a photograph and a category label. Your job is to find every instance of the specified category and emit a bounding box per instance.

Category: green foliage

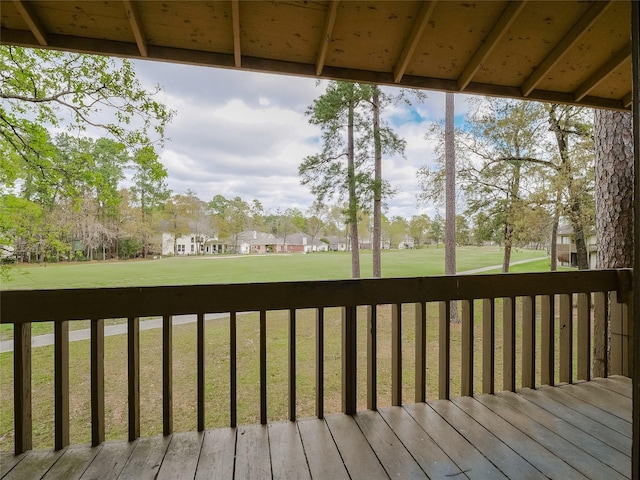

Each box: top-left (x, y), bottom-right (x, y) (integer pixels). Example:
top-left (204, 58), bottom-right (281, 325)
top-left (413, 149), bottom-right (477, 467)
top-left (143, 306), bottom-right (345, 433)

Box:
top-left (118, 237), bottom-right (144, 259)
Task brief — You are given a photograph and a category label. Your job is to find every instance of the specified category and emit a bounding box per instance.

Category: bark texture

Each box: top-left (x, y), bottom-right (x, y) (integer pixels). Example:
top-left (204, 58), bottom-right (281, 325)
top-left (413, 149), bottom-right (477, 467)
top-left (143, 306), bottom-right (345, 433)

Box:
top-left (444, 93), bottom-right (458, 322)
top-left (594, 110), bottom-right (634, 269)
top-left (372, 87), bottom-right (382, 278)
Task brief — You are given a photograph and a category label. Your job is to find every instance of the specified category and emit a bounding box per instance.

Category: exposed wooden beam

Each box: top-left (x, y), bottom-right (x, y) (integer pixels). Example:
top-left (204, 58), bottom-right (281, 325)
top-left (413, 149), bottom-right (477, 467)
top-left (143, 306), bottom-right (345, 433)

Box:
top-left (574, 44), bottom-right (631, 102)
top-left (458, 0), bottom-right (527, 91)
top-left (316, 0), bottom-right (339, 76)
top-left (13, 0), bottom-right (48, 46)
top-left (393, 0), bottom-right (437, 84)
top-left (231, 0), bottom-right (241, 68)
top-left (123, 0), bottom-right (147, 57)
top-left (522, 1), bottom-right (611, 97)
top-left (623, 91), bottom-right (633, 108)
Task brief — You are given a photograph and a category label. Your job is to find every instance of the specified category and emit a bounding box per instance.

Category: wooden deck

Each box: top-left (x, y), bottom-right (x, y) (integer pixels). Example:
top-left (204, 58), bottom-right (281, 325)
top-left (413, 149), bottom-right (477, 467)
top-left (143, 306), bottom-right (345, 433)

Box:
top-left (1, 377), bottom-right (632, 480)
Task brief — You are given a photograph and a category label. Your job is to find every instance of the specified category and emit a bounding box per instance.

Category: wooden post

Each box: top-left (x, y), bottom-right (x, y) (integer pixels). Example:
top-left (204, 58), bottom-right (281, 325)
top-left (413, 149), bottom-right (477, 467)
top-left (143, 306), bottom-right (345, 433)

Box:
top-left (91, 319), bottom-right (104, 446)
top-left (391, 303), bottom-right (402, 406)
top-left (503, 297), bottom-right (516, 392)
top-left (438, 301), bottom-right (450, 400)
top-left (230, 311), bottom-right (237, 428)
top-left (461, 300), bottom-right (473, 396)
top-left (522, 296), bottom-right (535, 389)
top-left (367, 305), bottom-right (377, 410)
top-left (54, 321), bottom-right (70, 450)
top-left (316, 308), bottom-right (324, 419)
top-left (128, 316), bottom-right (140, 441)
top-left (289, 309), bottom-right (296, 421)
top-left (592, 292), bottom-right (608, 378)
top-left (342, 306), bottom-right (357, 414)
top-left (163, 315), bottom-right (173, 435)
top-left (540, 295), bottom-right (555, 386)
top-left (610, 290), bottom-right (624, 375)
top-left (415, 302), bottom-right (426, 403)
top-left (576, 293), bottom-right (591, 381)
top-left (260, 310), bottom-right (267, 424)
top-left (482, 299), bottom-right (495, 394)
top-left (14, 322), bottom-right (32, 454)
top-left (197, 312), bottom-right (205, 431)
top-left (559, 294), bottom-right (573, 384)
top-left (632, 3), bottom-right (640, 475)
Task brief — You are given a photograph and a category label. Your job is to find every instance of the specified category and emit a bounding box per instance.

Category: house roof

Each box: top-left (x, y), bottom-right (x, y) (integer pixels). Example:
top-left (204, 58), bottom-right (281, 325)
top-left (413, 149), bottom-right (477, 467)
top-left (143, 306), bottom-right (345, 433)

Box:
top-left (0, 1), bottom-right (632, 110)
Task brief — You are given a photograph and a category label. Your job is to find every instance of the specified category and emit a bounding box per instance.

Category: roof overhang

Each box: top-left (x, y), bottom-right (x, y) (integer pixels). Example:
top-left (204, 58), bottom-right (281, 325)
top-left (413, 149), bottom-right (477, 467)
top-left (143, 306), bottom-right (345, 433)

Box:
top-left (0, 0), bottom-right (633, 110)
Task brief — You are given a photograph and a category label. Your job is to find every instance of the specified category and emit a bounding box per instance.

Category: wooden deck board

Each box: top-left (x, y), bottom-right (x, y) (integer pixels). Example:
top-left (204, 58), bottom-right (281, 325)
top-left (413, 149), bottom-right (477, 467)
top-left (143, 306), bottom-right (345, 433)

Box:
top-left (0, 378), bottom-right (631, 480)
top-left (429, 398), bottom-right (546, 479)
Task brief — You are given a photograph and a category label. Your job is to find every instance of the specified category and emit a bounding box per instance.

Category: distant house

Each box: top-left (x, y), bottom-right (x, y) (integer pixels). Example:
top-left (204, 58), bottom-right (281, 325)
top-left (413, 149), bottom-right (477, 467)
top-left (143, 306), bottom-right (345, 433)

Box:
top-left (324, 235), bottom-right (347, 252)
top-left (233, 230), bottom-right (285, 254)
top-left (398, 236), bottom-right (415, 249)
top-left (284, 232), bottom-right (329, 253)
top-left (159, 233), bottom-right (223, 256)
top-left (556, 225), bottom-right (597, 269)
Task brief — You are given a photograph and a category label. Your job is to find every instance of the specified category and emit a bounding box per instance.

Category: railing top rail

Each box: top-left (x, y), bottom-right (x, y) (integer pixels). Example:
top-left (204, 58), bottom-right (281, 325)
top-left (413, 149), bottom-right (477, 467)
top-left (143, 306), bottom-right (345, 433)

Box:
top-left (1, 269), bottom-right (632, 324)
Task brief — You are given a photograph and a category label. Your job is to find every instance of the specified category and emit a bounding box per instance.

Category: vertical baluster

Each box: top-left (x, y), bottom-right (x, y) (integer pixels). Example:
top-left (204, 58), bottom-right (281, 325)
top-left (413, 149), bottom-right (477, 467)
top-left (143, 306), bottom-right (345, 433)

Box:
top-left (503, 297), bottom-right (516, 392)
top-left (197, 312), bottom-right (205, 431)
top-left (54, 320), bottom-right (69, 450)
top-left (577, 293), bottom-right (591, 381)
top-left (541, 295), bottom-right (555, 386)
top-left (439, 301), bottom-right (450, 400)
top-left (522, 296), bottom-right (535, 389)
top-left (414, 302), bottom-right (426, 403)
top-left (14, 322), bottom-right (32, 454)
top-left (342, 306), bottom-right (357, 415)
top-left (289, 309), bottom-right (296, 421)
top-left (592, 292), bottom-right (608, 378)
top-left (367, 305), bottom-right (377, 410)
top-left (482, 299), bottom-right (495, 394)
top-left (461, 299), bottom-right (474, 396)
top-left (128, 316), bottom-right (140, 441)
top-left (230, 311), bottom-right (237, 428)
top-left (91, 318), bottom-right (104, 446)
top-left (163, 315), bottom-right (173, 435)
top-left (316, 308), bottom-right (324, 419)
top-left (260, 310), bottom-right (267, 424)
top-left (559, 293), bottom-right (573, 384)
top-left (610, 290), bottom-right (624, 376)
top-left (392, 303), bottom-right (402, 406)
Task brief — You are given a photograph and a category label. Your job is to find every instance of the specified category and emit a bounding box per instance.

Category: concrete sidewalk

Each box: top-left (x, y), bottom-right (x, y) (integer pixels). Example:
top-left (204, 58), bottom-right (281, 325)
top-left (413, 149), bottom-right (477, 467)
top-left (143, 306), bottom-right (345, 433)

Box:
top-left (0, 256), bottom-right (548, 353)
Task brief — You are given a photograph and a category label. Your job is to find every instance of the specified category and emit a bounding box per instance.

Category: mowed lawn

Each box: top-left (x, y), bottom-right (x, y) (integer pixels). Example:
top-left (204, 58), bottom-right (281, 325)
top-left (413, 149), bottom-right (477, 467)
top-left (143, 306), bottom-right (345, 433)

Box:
top-left (1, 246), bottom-right (548, 290)
top-left (1, 246), bottom-right (557, 452)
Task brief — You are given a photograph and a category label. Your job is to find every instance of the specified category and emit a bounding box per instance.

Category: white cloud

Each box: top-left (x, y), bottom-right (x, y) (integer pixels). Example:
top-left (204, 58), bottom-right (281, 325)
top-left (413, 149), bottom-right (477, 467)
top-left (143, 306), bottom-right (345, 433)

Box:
top-left (133, 60), bottom-right (460, 219)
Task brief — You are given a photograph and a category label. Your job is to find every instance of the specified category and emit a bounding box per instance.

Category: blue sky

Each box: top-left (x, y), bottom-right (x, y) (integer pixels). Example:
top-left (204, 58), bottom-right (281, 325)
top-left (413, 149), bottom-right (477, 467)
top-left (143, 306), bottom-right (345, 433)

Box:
top-left (133, 59), bottom-right (472, 219)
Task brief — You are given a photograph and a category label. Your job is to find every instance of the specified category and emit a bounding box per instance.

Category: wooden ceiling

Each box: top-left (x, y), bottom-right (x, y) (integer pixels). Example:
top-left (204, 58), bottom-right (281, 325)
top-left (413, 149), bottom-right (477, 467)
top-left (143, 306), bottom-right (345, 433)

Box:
top-left (0, 1), bottom-right (633, 110)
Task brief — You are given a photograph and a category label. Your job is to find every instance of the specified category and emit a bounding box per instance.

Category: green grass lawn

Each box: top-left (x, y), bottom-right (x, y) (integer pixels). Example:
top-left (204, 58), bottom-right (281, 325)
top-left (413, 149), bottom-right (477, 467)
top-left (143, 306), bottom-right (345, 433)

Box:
top-left (1, 246), bottom-right (547, 290)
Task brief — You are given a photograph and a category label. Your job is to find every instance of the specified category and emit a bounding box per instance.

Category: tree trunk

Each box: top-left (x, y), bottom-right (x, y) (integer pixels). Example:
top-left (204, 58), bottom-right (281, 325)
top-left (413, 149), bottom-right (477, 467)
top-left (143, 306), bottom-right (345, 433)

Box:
top-left (444, 93), bottom-right (458, 322)
top-left (593, 109), bottom-right (634, 378)
top-left (595, 110), bottom-right (634, 269)
top-left (347, 96), bottom-right (360, 278)
top-left (372, 87), bottom-right (382, 278)
top-left (550, 213), bottom-right (559, 271)
top-left (502, 222), bottom-right (513, 273)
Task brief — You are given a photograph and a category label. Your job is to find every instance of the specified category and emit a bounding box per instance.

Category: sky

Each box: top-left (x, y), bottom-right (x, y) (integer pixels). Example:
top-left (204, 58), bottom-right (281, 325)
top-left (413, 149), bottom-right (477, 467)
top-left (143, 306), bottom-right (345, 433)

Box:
top-left (132, 59), bottom-right (472, 219)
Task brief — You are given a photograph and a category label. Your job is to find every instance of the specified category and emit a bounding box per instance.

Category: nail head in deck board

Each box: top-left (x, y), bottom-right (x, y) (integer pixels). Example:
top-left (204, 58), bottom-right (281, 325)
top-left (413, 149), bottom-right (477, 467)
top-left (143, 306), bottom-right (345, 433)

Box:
top-left (403, 403), bottom-right (506, 478)
top-left (535, 384), bottom-right (632, 437)
top-left (235, 424), bottom-right (271, 479)
top-left (559, 382), bottom-right (632, 421)
top-left (2, 450), bottom-right (62, 480)
top-left (429, 399), bottom-right (545, 479)
top-left (353, 410), bottom-right (426, 478)
top-left (268, 422), bottom-right (311, 479)
top-left (377, 406), bottom-right (464, 478)
top-left (476, 394), bottom-right (628, 480)
top-left (118, 435), bottom-right (171, 480)
top-left (497, 391), bottom-right (631, 478)
top-left (324, 414), bottom-right (388, 479)
top-left (155, 431), bottom-right (203, 480)
top-left (194, 428), bottom-right (237, 480)
top-left (79, 441), bottom-right (136, 480)
top-left (297, 419), bottom-right (349, 480)
top-left (41, 445), bottom-right (101, 480)
top-left (452, 396), bottom-right (589, 480)
top-left (517, 388), bottom-right (631, 454)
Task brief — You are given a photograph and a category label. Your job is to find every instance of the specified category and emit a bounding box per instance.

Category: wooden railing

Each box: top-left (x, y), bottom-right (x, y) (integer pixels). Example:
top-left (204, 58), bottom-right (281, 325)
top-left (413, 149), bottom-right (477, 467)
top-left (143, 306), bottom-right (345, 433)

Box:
top-left (1, 269), bottom-right (633, 455)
